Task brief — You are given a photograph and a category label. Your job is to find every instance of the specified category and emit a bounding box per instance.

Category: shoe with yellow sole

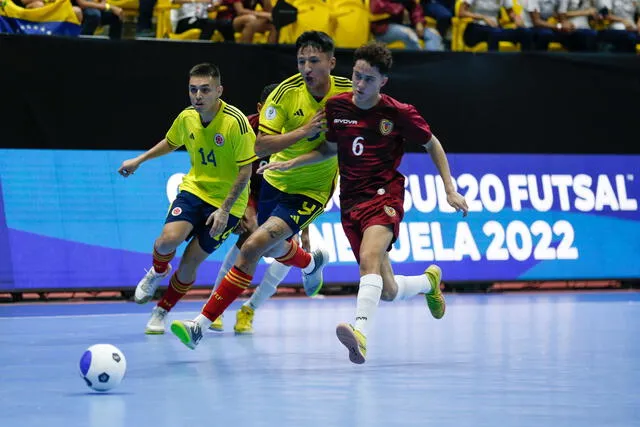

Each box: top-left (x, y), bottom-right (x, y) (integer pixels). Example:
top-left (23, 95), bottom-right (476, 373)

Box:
top-left (234, 305), bottom-right (255, 334)
top-left (208, 314), bottom-right (224, 332)
top-left (336, 323), bottom-right (367, 364)
top-left (424, 264), bottom-right (446, 319)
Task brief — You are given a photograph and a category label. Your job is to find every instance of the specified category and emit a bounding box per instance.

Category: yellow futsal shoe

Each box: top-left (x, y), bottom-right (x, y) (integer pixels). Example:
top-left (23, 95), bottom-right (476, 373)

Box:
top-left (425, 264), bottom-right (446, 319)
top-left (336, 323), bottom-right (367, 364)
top-left (234, 305), bottom-right (255, 334)
top-left (208, 314), bottom-right (224, 332)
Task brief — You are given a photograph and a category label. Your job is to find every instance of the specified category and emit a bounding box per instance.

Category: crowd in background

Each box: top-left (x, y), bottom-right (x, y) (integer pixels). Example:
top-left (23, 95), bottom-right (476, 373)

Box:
top-left (2, 0), bottom-right (639, 52)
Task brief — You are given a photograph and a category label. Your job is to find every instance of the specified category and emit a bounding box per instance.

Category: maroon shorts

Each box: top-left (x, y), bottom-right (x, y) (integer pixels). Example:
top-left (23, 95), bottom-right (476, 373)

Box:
top-left (340, 195), bottom-right (404, 264)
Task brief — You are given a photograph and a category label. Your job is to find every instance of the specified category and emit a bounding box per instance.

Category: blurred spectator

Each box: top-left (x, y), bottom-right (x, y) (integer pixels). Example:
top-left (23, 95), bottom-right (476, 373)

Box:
top-left (513, 0), bottom-right (598, 51)
top-left (371, 0), bottom-right (444, 51)
top-left (557, 0), bottom-right (600, 49)
top-left (137, 0), bottom-right (156, 36)
top-left (170, 0), bottom-right (218, 40)
top-left (458, 0), bottom-right (535, 50)
top-left (73, 0), bottom-right (123, 39)
top-left (421, 0), bottom-right (453, 42)
top-left (214, 0), bottom-right (276, 43)
top-left (163, 0), bottom-right (274, 42)
top-left (595, 0), bottom-right (639, 51)
top-left (20, 0), bottom-right (46, 8)
top-left (20, 0), bottom-right (83, 21)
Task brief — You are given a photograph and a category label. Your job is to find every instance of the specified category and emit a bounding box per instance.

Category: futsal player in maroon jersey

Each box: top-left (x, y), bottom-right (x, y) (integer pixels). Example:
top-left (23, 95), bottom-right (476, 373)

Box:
top-left (259, 42), bottom-right (468, 364)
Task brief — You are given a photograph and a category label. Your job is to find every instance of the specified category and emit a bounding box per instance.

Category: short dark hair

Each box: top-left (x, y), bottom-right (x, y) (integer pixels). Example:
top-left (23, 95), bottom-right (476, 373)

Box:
top-left (295, 31), bottom-right (335, 56)
top-left (189, 63), bottom-right (222, 83)
top-left (354, 42), bottom-right (393, 75)
top-left (260, 83), bottom-right (279, 104)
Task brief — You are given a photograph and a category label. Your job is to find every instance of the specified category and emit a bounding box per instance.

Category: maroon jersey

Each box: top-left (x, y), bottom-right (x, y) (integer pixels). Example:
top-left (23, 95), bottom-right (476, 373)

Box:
top-left (247, 113), bottom-right (268, 205)
top-left (325, 92), bottom-right (432, 210)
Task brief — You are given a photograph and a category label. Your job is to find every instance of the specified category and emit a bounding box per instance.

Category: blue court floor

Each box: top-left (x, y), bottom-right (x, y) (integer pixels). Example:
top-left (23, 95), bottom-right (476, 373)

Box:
top-left (1, 291), bottom-right (639, 427)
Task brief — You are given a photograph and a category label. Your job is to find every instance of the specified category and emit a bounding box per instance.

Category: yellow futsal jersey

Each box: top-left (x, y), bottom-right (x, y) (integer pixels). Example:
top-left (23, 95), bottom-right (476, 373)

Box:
top-left (166, 100), bottom-right (257, 218)
top-left (259, 74), bottom-right (352, 204)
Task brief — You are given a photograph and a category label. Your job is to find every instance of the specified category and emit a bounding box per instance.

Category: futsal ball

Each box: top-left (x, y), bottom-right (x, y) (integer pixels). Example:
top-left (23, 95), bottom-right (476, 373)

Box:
top-left (79, 344), bottom-right (127, 392)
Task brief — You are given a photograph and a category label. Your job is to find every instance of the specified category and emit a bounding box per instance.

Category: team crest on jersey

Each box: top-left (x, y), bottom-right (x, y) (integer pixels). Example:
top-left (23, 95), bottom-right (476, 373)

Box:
top-left (214, 133), bottom-right (224, 146)
top-left (380, 119), bottom-right (393, 136)
top-left (383, 205), bottom-right (396, 217)
top-left (171, 207), bottom-right (182, 216)
top-left (265, 106), bottom-right (277, 120)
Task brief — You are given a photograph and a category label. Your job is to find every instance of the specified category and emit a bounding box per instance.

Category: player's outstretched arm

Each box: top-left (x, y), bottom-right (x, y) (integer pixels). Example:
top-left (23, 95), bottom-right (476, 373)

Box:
top-left (424, 134), bottom-right (469, 217)
top-left (206, 163), bottom-right (253, 237)
top-left (117, 138), bottom-right (176, 177)
top-left (254, 110), bottom-right (327, 158)
top-left (256, 140), bottom-right (337, 174)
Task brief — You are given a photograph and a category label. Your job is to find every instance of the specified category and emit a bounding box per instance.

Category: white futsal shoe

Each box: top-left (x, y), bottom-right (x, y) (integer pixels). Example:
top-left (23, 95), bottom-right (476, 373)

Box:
top-left (134, 264), bottom-right (172, 304)
top-left (145, 306), bottom-right (168, 334)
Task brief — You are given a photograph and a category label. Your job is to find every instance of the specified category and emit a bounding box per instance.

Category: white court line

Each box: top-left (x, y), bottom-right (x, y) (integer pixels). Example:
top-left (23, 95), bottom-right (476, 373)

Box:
top-left (0, 311), bottom-right (202, 320)
top-left (0, 302), bottom-right (333, 320)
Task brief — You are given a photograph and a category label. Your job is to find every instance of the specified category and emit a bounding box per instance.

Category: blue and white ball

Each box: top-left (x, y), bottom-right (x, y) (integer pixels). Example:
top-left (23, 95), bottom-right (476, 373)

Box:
top-left (79, 344), bottom-right (127, 392)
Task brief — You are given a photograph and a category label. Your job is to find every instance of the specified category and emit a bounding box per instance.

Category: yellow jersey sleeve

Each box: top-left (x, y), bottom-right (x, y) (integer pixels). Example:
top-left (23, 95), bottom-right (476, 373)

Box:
top-left (166, 114), bottom-right (185, 148)
top-left (258, 74), bottom-right (303, 135)
top-left (258, 100), bottom-right (287, 135)
top-left (232, 116), bottom-right (257, 167)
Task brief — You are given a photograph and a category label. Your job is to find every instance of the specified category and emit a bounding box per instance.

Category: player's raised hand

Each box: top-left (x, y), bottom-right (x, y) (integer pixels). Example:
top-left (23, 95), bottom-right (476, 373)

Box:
top-left (207, 209), bottom-right (229, 238)
top-left (303, 110), bottom-right (327, 139)
top-left (118, 159), bottom-right (141, 178)
top-left (256, 159), bottom-right (296, 174)
top-left (447, 191), bottom-right (469, 217)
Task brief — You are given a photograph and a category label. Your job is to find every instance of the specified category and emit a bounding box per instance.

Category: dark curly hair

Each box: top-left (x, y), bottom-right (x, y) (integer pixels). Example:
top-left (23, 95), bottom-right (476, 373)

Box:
top-left (353, 42), bottom-right (393, 75)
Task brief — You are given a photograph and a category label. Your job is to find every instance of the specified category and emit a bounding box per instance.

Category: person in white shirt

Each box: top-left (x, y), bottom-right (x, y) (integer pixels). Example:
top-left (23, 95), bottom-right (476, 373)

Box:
top-left (458, 0), bottom-right (536, 50)
top-left (557, 0), bottom-right (599, 50)
top-left (171, 0), bottom-right (219, 40)
top-left (596, 0), bottom-right (640, 51)
top-left (505, 0), bottom-right (597, 50)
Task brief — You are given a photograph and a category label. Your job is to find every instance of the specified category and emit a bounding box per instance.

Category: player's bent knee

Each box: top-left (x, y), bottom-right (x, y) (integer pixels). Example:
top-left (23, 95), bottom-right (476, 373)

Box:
top-left (156, 232), bottom-right (184, 250)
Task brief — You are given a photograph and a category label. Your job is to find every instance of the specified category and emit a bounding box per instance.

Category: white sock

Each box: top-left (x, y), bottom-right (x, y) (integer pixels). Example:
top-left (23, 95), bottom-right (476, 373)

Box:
top-left (210, 244), bottom-right (240, 298)
top-left (393, 274), bottom-right (431, 301)
top-left (194, 313), bottom-right (211, 330)
top-left (247, 262), bottom-right (291, 310)
top-left (301, 252), bottom-right (315, 274)
top-left (353, 274), bottom-right (383, 336)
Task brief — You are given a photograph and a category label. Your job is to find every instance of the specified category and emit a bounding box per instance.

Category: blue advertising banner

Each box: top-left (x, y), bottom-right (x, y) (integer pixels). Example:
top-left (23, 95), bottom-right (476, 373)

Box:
top-left (0, 150), bottom-right (638, 291)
